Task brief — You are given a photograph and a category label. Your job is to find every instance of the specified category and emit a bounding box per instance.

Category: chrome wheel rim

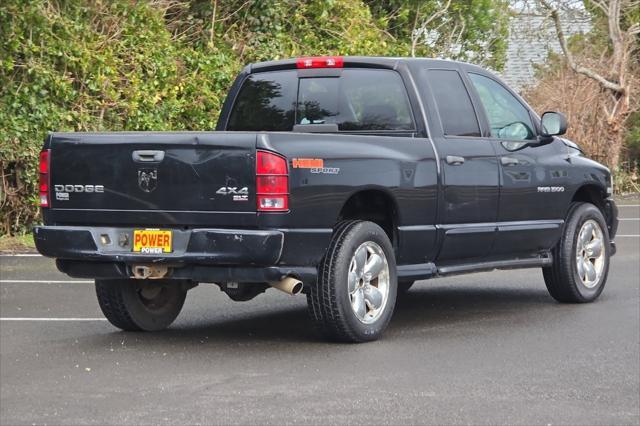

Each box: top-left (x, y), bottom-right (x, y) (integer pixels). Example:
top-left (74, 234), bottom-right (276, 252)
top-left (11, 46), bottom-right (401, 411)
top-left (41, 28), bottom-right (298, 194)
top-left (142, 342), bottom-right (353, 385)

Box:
top-left (575, 219), bottom-right (606, 289)
top-left (348, 241), bottom-right (390, 324)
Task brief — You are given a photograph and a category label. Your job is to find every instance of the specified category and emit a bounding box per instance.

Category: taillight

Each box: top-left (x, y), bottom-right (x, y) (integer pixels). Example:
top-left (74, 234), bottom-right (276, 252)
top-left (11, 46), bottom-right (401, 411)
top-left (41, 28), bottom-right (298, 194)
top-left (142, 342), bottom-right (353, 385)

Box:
top-left (256, 150), bottom-right (288, 212)
top-left (296, 56), bottom-right (343, 69)
top-left (39, 149), bottom-right (51, 207)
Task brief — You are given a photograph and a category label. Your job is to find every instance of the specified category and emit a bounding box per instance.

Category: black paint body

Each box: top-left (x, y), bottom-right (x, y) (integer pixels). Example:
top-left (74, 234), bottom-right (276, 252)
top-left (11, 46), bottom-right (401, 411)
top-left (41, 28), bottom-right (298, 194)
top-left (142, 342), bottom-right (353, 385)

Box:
top-left (35, 57), bottom-right (618, 284)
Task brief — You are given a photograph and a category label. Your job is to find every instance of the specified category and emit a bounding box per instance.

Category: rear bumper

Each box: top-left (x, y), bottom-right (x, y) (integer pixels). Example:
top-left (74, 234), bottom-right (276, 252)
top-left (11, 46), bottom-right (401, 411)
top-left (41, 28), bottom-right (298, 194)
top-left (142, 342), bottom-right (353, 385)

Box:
top-left (33, 225), bottom-right (328, 283)
top-left (34, 226), bottom-right (284, 265)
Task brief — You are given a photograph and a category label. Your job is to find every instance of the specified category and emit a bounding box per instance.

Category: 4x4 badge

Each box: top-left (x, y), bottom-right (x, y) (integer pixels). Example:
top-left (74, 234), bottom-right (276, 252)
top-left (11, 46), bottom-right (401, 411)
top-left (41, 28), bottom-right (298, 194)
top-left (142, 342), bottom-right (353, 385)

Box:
top-left (138, 169), bottom-right (157, 193)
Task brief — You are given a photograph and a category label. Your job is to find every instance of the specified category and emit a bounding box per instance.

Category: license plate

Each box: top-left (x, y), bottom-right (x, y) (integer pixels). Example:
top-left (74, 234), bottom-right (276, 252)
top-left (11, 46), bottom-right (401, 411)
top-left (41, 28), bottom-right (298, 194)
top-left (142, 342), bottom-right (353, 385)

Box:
top-left (133, 229), bottom-right (172, 253)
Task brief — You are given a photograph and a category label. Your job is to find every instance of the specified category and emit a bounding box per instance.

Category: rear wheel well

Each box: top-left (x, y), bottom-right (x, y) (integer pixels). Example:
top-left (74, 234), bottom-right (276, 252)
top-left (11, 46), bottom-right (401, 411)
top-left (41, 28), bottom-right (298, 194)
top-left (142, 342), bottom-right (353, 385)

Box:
top-left (337, 190), bottom-right (397, 248)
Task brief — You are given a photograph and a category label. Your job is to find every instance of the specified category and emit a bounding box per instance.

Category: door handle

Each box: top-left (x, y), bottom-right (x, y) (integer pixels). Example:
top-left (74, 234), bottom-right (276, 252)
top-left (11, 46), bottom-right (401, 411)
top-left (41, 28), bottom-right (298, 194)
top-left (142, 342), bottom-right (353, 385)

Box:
top-left (132, 150), bottom-right (165, 163)
top-left (446, 155), bottom-right (465, 165)
top-left (500, 156), bottom-right (519, 166)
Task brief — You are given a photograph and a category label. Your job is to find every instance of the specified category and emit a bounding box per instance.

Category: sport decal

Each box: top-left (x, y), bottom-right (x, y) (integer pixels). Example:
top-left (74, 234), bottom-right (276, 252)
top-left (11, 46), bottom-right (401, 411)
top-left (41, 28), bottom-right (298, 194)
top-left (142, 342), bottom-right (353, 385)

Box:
top-left (292, 158), bottom-right (340, 175)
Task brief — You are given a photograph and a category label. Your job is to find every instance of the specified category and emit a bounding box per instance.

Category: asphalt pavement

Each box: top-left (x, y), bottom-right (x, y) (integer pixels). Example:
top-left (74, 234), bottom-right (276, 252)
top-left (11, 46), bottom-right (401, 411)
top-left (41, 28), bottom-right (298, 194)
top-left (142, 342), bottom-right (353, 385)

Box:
top-left (1, 204), bottom-right (639, 425)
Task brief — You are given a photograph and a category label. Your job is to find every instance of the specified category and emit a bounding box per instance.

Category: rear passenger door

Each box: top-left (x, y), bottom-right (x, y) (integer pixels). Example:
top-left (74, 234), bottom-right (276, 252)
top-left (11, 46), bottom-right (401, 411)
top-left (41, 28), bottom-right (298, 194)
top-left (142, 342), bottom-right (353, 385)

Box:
top-left (424, 68), bottom-right (500, 261)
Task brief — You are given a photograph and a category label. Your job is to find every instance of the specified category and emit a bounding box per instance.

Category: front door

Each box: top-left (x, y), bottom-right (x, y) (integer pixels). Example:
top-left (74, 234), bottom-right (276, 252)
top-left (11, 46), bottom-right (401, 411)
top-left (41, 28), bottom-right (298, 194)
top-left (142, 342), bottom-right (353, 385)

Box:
top-left (465, 72), bottom-right (565, 256)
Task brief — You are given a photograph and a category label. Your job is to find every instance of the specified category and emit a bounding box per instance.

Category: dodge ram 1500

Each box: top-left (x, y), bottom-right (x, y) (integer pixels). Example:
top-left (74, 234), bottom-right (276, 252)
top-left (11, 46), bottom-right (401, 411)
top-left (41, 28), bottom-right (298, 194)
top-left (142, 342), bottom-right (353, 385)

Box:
top-left (35, 56), bottom-right (618, 342)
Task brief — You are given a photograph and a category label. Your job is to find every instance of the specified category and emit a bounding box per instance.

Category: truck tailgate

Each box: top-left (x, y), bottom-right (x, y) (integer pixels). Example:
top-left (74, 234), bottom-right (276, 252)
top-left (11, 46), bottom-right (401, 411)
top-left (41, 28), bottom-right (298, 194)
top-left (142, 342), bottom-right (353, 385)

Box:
top-left (47, 132), bottom-right (257, 224)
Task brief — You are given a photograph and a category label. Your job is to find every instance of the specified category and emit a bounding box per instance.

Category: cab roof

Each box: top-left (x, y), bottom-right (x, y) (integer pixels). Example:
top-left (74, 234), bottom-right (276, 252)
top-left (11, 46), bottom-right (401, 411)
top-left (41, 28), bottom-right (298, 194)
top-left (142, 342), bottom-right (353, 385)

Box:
top-left (247, 56), bottom-right (487, 74)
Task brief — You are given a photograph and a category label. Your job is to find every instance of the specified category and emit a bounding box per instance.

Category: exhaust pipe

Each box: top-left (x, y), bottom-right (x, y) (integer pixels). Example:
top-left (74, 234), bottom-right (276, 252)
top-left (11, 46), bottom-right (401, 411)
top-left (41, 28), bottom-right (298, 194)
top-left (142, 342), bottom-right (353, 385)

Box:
top-left (269, 276), bottom-right (303, 295)
top-left (131, 264), bottom-right (169, 280)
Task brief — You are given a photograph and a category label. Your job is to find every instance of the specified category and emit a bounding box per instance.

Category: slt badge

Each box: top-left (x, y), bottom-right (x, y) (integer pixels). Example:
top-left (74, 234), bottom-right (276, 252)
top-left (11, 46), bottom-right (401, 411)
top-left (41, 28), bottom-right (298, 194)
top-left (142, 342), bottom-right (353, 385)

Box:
top-left (216, 186), bottom-right (249, 201)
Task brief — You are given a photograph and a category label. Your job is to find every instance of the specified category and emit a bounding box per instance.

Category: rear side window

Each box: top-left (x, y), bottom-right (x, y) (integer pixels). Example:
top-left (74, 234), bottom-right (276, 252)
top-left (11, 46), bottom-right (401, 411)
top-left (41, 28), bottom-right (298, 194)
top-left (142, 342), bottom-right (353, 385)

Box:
top-left (427, 69), bottom-right (481, 137)
top-left (297, 70), bottom-right (414, 131)
top-left (227, 69), bottom-right (414, 132)
top-left (227, 71), bottom-right (297, 131)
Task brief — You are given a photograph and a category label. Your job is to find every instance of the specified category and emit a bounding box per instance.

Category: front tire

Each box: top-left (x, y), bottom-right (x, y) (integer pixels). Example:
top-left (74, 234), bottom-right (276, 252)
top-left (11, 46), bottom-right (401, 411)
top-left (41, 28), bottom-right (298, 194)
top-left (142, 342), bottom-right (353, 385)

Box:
top-left (307, 221), bottom-right (398, 342)
top-left (95, 279), bottom-right (187, 331)
top-left (543, 202), bottom-right (610, 303)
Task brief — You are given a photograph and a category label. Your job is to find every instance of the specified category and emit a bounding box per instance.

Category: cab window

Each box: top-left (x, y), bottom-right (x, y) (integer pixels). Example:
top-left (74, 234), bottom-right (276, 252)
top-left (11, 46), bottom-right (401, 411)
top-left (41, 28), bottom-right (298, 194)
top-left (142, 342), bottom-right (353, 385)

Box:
top-left (227, 69), bottom-right (415, 132)
top-left (227, 71), bottom-right (297, 131)
top-left (427, 69), bottom-right (481, 137)
top-left (468, 73), bottom-right (536, 141)
top-left (297, 69), bottom-right (415, 131)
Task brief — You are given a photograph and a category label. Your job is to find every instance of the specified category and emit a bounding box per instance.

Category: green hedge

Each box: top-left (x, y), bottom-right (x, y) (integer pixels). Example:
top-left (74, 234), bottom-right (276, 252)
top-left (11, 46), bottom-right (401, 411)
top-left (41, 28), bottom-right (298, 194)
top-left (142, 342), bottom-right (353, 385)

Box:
top-left (0, 0), bottom-right (509, 235)
top-left (0, 1), bottom-right (241, 234)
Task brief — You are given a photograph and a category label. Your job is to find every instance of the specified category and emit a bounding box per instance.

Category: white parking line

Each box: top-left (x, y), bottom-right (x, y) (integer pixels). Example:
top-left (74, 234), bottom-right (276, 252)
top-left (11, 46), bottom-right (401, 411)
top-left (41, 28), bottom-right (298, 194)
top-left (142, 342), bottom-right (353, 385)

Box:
top-left (0, 318), bottom-right (106, 321)
top-left (0, 253), bottom-right (41, 257)
top-left (0, 280), bottom-right (93, 284)
top-left (617, 235), bottom-right (640, 238)
top-left (618, 204), bottom-right (640, 207)
top-left (619, 218), bottom-right (640, 221)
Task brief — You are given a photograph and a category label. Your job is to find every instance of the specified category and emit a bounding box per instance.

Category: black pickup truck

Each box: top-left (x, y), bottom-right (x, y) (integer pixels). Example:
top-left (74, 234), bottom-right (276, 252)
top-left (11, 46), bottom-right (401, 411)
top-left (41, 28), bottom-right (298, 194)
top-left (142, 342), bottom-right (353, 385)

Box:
top-left (35, 56), bottom-right (618, 342)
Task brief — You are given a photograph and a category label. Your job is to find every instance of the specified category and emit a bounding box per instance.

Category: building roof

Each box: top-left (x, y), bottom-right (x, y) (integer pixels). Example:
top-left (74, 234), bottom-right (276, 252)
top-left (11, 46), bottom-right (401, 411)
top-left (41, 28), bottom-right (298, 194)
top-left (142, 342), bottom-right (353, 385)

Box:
top-left (500, 13), bottom-right (592, 91)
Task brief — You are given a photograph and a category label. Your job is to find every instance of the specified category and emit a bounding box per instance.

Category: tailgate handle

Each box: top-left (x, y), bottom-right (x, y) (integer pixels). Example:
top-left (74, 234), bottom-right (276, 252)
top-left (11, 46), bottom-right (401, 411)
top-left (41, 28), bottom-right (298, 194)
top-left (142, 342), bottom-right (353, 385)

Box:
top-left (132, 150), bottom-right (165, 163)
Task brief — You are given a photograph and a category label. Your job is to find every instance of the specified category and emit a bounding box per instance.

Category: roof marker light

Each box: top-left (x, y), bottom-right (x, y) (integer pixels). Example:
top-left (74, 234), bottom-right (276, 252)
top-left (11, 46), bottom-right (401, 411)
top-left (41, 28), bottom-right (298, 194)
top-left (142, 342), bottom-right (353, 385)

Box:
top-left (296, 56), bottom-right (344, 69)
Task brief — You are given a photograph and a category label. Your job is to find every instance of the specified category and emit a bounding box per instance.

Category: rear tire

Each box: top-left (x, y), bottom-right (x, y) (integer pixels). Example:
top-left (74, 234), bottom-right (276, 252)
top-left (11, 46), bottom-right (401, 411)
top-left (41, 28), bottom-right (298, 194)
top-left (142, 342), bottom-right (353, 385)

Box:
top-left (543, 202), bottom-right (610, 303)
top-left (307, 220), bottom-right (397, 342)
top-left (95, 279), bottom-right (187, 331)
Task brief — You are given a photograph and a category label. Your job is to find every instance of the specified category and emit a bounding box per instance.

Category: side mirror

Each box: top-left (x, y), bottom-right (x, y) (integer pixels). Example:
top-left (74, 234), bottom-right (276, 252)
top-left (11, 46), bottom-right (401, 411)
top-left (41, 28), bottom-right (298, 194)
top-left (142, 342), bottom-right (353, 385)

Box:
top-left (540, 111), bottom-right (567, 137)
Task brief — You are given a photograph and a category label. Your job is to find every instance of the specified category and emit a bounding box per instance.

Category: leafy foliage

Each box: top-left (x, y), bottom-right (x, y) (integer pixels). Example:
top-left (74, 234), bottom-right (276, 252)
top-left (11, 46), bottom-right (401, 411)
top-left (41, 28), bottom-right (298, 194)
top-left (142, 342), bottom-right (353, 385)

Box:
top-left (0, 0), bottom-right (240, 233)
top-left (366, 0), bottom-right (510, 69)
top-left (0, 0), bottom-right (510, 235)
top-left (524, 1), bottom-right (639, 192)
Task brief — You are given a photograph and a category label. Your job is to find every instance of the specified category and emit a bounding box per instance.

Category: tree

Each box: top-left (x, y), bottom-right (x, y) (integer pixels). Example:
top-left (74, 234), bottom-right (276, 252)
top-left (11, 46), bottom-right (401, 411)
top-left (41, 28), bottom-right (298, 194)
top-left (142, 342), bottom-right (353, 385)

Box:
top-left (366, 0), bottom-right (511, 70)
top-left (537, 0), bottom-right (639, 170)
top-left (0, 0), bottom-right (394, 235)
